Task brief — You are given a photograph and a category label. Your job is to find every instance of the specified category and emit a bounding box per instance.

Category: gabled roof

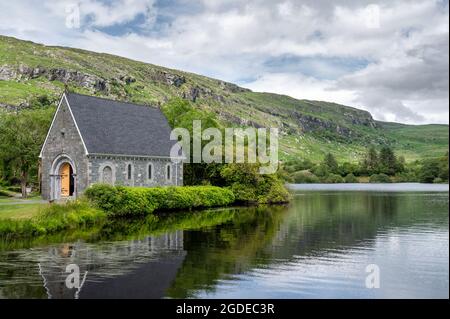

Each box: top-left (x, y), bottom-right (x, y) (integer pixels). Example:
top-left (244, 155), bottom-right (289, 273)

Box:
top-left (63, 93), bottom-right (176, 157)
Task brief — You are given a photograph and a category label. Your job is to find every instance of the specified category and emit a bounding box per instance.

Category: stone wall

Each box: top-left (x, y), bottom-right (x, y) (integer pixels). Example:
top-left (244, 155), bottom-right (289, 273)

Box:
top-left (40, 98), bottom-right (89, 200)
top-left (88, 156), bottom-right (183, 187)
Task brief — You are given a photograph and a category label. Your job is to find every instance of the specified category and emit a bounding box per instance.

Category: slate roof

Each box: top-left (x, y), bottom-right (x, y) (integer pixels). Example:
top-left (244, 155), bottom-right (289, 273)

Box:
top-left (66, 93), bottom-right (176, 157)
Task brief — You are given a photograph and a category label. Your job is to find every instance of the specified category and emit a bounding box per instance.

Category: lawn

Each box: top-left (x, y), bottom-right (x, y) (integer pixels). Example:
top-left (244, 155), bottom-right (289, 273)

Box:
top-left (0, 196), bottom-right (46, 220)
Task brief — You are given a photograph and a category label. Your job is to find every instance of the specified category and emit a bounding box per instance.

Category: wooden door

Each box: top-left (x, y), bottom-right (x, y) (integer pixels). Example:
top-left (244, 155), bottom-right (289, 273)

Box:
top-left (60, 163), bottom-right (70, 197)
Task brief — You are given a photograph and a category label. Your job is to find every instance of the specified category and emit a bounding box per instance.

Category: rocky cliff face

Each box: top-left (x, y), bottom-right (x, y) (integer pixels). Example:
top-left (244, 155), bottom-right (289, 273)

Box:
top-left (0, 62), bottom-right (377, 139)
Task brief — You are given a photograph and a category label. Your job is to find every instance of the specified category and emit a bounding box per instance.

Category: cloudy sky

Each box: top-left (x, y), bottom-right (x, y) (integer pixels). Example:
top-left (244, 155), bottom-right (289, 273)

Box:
top-left (0, 0), bottom-right (448, 124)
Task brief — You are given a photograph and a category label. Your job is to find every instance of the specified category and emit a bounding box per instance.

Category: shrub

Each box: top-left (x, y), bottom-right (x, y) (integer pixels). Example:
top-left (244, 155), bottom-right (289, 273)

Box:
top-left (6, 186), bottom-right (21, 193)
top-left (311, 164), bottom-right (329, 178)
top-left (324, 173), bottom-right (345, 183)
top-left (0, 189), bottom-right (12, 197)
top-left (220, 164), bottom-right (290, 204)
top-left (369, 173), bottom-right (392, 183)
top-left (292, 170), bottom-right (320, 184)
top-left (393, 171), bottom-right (418, 183)
top-left (344, 173), bottom-right (358, 183)
top-left (85, 184), bottom-right (235, 216)
top-left (419, 160), bottom-right (441, 183)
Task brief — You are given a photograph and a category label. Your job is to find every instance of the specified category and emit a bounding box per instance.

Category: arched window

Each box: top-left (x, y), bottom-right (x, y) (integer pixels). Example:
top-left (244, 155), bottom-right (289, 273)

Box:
top-left (127, 164), bottom-right (132, 180)
top-left (102, 166), bottom-right (113, 185)
top-left (166, 164), bottom-right (171, 181)
top-left (148, 163), bottom-right (153, 180)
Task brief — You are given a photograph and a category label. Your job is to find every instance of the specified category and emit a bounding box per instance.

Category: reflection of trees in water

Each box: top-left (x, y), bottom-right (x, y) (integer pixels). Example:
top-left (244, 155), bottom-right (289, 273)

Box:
top-left (166, 206), bottom-right (288, 298)
top-left (167, 192), bottom-right (447, 298)
top-left (0, 192), bottom-right (447, 299)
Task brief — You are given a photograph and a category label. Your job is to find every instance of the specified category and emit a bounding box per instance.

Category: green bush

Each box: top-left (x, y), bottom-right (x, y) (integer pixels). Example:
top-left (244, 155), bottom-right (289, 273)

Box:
top-left (220, 164), bottom-right (290, 204)
top-left (369, 173), bottom-right (392, 183)
top-left (6, 186), bottom-right (21, 193)
top-left (292, 170), bottom-right (320, 183)
top-left (85, 184), bottom-right (236, 216)
top-left (0, 189), bottom-right (12, 197)
top-left (323, 173), bottom-right (345, 183)
top-left (344, 173), bottom-right (358, 183)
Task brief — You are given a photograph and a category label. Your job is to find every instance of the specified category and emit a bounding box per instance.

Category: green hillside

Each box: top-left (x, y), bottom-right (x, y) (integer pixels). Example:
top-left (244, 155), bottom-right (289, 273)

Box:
top-left (0, 35), bottom-right (448, 162)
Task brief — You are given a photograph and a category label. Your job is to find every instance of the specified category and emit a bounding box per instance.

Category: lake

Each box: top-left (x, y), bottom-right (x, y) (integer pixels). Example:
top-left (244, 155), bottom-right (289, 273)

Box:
top-left (0, 183), bottom-right (448, 299)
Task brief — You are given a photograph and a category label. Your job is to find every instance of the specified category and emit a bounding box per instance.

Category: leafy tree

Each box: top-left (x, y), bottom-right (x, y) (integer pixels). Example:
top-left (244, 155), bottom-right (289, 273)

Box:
top-left (396, 155), bottom-right (406, 174)
top-left (324, 173), bottom-right (344, 183)
top-left (322, 153), bottom-right (339, 174)
top-left (438, 152), bottom-right (449, 181)
top-left (361, 146), bottom-right (379, 175)
top-left (378, 146), bottom-right (397, 175)
top-left (419, 159), bottom-right (441, 183)
top-left (370, 173), bottom-right (391, 183)
top-left (339, 162), bottom-right (359, 177)
top-left (220, 163), bottom-right (290, 204)
top-left (0, 108), bottom-right (53, 197)
top-left (161, 98), bottom-right (289, 203)
top-left (344, 173), bottom-right (358, 183)
top-left (292, 170), bottom-right (319, 183)
top-left (161, 98), bottom-right (222, 185)
top-left (311, 164), bottom-right (329, 178)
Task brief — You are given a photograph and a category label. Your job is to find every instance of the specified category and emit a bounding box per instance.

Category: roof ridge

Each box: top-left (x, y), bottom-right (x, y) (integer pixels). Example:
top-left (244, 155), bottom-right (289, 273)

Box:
top-left (66, 92), bottom-right (157, 109)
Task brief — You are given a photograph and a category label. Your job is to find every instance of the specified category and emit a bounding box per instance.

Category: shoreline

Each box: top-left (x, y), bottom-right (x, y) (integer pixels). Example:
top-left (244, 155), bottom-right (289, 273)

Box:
top-left (287, 182), bottom-right (449, 192)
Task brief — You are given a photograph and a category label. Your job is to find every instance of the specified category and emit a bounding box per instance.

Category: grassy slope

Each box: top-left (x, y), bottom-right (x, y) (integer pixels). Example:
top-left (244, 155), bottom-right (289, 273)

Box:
top-left (0, 35), bottom-right (448, 162)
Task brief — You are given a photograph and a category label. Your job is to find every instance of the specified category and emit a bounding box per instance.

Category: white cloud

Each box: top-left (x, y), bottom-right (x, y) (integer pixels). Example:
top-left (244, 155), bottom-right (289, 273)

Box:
top-left (44, 0), bottom-right (157, 28)
top-left (244, 73), bottom-right (358, 107)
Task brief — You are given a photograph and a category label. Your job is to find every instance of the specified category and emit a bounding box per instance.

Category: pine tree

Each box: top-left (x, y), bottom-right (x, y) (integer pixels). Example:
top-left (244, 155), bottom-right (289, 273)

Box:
top-left (379, 146), bottom-right (397, 175)
top-left (363, 146), bottom-right (379, 175)
top-left (323, 153), bottom-right (339, 174)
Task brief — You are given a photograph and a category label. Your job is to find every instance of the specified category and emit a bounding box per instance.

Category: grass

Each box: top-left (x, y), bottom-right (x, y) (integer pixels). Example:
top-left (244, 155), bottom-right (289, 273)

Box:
top-left (0, 80), bottom-right (59, 105)
top-left (0, 202), bottom-right (44, 219)
top-left (0, 199), bottom-right (106, 238)
top-left (0, 195), bottom-right (47, 220)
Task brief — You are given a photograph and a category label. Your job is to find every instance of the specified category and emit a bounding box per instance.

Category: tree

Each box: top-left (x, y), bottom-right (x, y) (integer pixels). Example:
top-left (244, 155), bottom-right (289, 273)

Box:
top-left (344, 173), bottom-right (358, 183)
top-left (339, 162), bottom-right (359, 176)
top-left (379, 146), bottom-right (397, 175)
top-left (322, 153), bottom-right (339, 174)
top-left (362, 146), bottom-right (379, 175)
top-left (370, 173), bottom-right (392, 183)
top-left (0, 108), bottom-right (53, 197)
top-left (438, 152), bottom-right (449, 181)
top-left (419, 159), bottom-right (441, 183)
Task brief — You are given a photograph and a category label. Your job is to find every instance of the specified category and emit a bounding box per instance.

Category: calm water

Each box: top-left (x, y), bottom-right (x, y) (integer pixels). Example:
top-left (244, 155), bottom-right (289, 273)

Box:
top-left (0, 184), bottom-right (448, 299)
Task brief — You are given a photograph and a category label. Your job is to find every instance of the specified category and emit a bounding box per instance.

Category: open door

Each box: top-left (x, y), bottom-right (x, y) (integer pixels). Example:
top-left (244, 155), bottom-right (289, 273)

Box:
top-left (60, 163), bottom-right (72, 197)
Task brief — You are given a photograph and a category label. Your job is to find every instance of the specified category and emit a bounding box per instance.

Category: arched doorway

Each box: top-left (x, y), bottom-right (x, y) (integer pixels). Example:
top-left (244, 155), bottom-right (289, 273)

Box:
top-left (60, 163), bottom-right (74, 197)
top-left (50, 154), bottom-right (77, 201)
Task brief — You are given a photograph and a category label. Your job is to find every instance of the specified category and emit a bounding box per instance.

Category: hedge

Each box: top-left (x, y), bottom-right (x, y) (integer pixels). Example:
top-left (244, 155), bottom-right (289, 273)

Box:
top-left (84, 184), bottom-right (236, 216)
